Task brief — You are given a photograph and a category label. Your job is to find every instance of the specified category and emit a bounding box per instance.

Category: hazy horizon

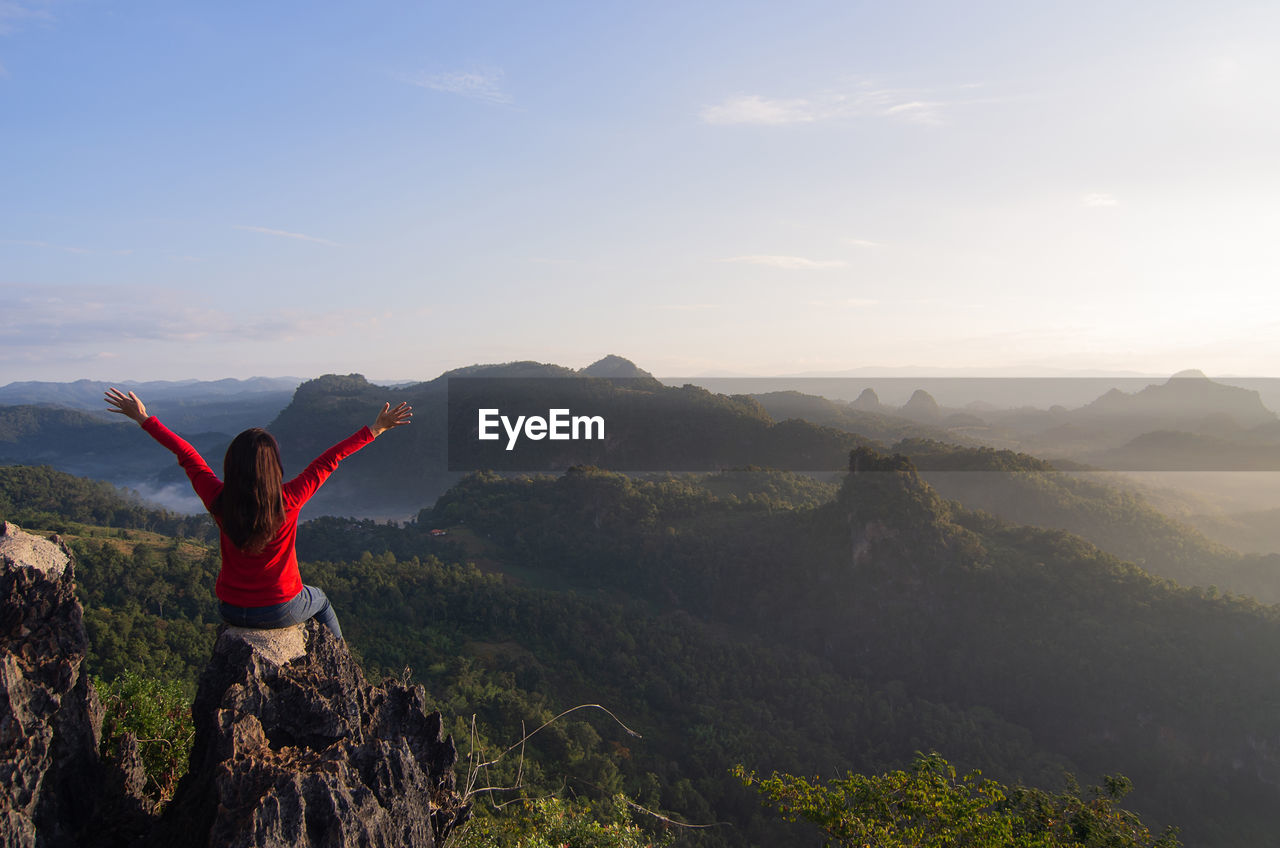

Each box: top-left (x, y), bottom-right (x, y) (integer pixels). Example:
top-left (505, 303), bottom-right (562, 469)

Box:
top-left (4, 2), bottom-right (1278, 382)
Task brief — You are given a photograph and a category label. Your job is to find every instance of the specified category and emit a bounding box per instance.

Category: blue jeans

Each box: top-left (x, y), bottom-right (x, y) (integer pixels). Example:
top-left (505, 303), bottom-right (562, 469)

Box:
top-left (219, 584), bottom-right (342, 640)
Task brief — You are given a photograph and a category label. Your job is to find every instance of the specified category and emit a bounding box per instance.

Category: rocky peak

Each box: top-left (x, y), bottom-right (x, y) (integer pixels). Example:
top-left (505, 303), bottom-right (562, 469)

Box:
top-left (900, 389), bottom-right (941, 421)
top-left (0, 522), bottom-right (105, 847)
top-left (0, 520), bottom-right (469, 847)
top-left (149, 621), bottom-right (470, 847)
top-left (851, 388), bottom-right (882, 412)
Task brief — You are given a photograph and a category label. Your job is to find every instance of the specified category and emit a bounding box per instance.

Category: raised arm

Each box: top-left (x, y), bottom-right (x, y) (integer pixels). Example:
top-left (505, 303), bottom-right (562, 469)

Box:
top-left (371, 401), bottom-right (413, 437)
top-left (105, 387), bottom-right (223, 509)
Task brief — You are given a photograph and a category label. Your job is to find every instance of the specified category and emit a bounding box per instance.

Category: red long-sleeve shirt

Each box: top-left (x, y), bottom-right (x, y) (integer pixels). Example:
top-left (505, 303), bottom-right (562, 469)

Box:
top-left (141, 417), bottom-right (375, 606)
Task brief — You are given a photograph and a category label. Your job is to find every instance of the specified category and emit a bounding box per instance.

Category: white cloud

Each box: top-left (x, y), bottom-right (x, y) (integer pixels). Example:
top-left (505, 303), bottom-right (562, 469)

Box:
top-left (844, 238), bottom-right (881, 248)
top-left (701, 81), bottom-right (977, 127)
top-left (882, 100), bottom-right (944, 125)
top-left (701, 95), bottom-right (826, 126)
top-left (233, 225), bottom-right (342, 247)
top-left (398, 67), bottom-right (512, 105)
top-left (1082, 193), bottom-right (1119, 207)
top-left (0, 1), bottom-right (52, 35)
top-left (0, 284), bottom-right (362, 347)
top-left (721, 254), bottom-right (847, 270)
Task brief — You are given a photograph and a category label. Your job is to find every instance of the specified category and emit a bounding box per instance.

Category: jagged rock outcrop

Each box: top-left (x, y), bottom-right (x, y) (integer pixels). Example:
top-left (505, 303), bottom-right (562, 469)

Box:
top-left (2, 519), bottom-right (468, 848)
top-left (0, 522), bottom-right (102, 847)
top-left (151, 621), bottom-right (470, 848)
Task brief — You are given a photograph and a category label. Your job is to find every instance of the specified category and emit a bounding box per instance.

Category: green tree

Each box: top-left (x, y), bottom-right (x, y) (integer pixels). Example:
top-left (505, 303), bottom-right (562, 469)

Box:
top-left (452, 795), bottom-right (672, 848)
top-left (736, 753), bottom-right (1180, 848)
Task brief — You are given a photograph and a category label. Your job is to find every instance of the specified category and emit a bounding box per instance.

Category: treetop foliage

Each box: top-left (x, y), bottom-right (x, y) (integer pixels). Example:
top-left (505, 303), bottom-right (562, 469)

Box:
top-left (737, 753), bottom-right (1180, 848)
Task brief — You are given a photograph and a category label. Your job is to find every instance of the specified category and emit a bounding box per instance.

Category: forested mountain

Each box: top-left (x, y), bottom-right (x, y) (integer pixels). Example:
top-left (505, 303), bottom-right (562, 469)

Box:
top-left (1080, 369), bottom-right (1274, 427)
top-left (890, 438), bottom-right (1280, 602)
top-left (6, 454), bottom-right (1280, 845)
top-left (749, 390), bottom-right (960, 444)
top-left (0, 405), bottom-right (228, 484)
top-left (0, 376), bottom-right (300, 408)
top-left (6, 362), bottom-right (1280, 520)
top-left (267, 365), bottom-right (871, 514)
top-left (0, 377), bottom-right (299, 434)
top-left (0, 359), bottom-right (867, 516)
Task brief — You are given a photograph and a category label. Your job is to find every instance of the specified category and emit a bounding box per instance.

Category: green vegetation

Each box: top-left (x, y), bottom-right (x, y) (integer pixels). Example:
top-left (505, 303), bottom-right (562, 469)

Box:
top-left (96, 671), bottom-right (195, 805)
top-left (7, 452), bottom-right (1280, 845)
top-left (737, 753), bottom-right (1180, 848)
top-left (895, 439), bottom-right (1280, 601)
top-left (0, 465), bottom-right (215, 540)
top-left (455, 796), bottom-right (672, 848)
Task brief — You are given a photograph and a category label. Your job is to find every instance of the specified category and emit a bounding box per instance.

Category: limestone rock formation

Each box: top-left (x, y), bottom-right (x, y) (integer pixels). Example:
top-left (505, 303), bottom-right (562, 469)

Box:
top-left (899, 389), bottom-right (941, 422)
top-left (151, 621), bottom-right (470, 847)
top-left (851, 388), bottom-right (883, 413)
top-left (0, 522), bottom-right (102, 848)
top-left (1, 519), bottom-right (468, 847)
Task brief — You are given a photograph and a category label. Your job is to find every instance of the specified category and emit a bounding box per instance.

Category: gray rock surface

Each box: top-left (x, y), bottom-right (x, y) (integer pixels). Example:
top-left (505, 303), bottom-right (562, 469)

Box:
top-left (0, 523), bottom-right (101, 848)
top-left (151, 621), bottom-right (470, 847)
top-left (0, 521), bottom-right (71, 580)
top-left (1, 519), bottom-right (468, 847)
top-left (221, 624), bottom-right (308, 666)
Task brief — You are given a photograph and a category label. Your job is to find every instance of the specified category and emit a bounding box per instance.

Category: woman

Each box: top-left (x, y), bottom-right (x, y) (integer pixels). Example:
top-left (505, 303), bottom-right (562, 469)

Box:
top-left (105, 387), bottom-right (412, 640)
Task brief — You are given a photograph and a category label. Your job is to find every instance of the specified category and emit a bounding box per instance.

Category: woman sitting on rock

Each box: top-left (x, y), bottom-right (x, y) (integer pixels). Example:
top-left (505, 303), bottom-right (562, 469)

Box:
top-left (104, 387), bottom-right (412, 640)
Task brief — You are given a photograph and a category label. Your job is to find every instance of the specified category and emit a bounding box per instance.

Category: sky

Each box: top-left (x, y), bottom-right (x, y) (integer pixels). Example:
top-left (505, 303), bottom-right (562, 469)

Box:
top-left (3, 0), bottom-right (1279, 382)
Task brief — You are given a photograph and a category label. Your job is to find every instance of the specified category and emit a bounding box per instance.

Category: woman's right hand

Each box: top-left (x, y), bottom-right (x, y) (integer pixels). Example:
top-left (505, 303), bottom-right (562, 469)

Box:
top-left (372, 401), bottom-right (413, 437)
top-left (104, 388), bottom-right (150, 425)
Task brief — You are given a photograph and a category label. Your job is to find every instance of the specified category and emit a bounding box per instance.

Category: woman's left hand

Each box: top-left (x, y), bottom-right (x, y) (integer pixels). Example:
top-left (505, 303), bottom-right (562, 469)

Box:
top-left (372, 401), bottom-right (413, 437)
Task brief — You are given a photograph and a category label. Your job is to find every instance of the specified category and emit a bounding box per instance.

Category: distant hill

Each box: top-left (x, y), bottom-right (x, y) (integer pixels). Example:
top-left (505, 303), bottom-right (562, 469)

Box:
top-left (0, 405), bottom-right (221, 481)
top-left (895, 438), bottom-right (1280, 601)
top-left (750, 390), bottom-right (960, 445)
top-left (8, 363), bottom-right (1278, 520)
top-left (1089, 430), bottom-right (1280, 470)
top-left (0, 376), bottom-right (301, 407)
top-left (0, 377), bottom-right (300, 435)
top-left (268, 367), bottom-right (875, 514)
top-left (1080, 370), bottom-right (1275, 427)
top-left (899, 388), bottom-right (942, 422)
top-left (578, 354), bottom-right (658, 381)
top-left (0, 359), bottom-right (879, 517)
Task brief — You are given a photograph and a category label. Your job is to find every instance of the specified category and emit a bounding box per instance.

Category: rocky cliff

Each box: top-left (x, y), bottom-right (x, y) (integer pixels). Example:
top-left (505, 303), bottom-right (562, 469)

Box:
top-left (0, 522), bottom-right (469, 847)
top-left (151, 622), bottom-right (470, 847)
top-left (0, 521), bottom-right (122, 848)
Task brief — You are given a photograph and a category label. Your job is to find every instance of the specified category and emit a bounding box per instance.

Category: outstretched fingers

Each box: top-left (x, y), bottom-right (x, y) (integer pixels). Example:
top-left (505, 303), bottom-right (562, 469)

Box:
top-left (373, 401), bottom-right (413, 434)
top-left (104, 388), bottom-right (149, 423)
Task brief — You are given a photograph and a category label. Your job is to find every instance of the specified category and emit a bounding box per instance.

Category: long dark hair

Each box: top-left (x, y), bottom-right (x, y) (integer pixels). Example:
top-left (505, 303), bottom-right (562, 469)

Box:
top-left (213, 428), bottom-right (285, 554)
